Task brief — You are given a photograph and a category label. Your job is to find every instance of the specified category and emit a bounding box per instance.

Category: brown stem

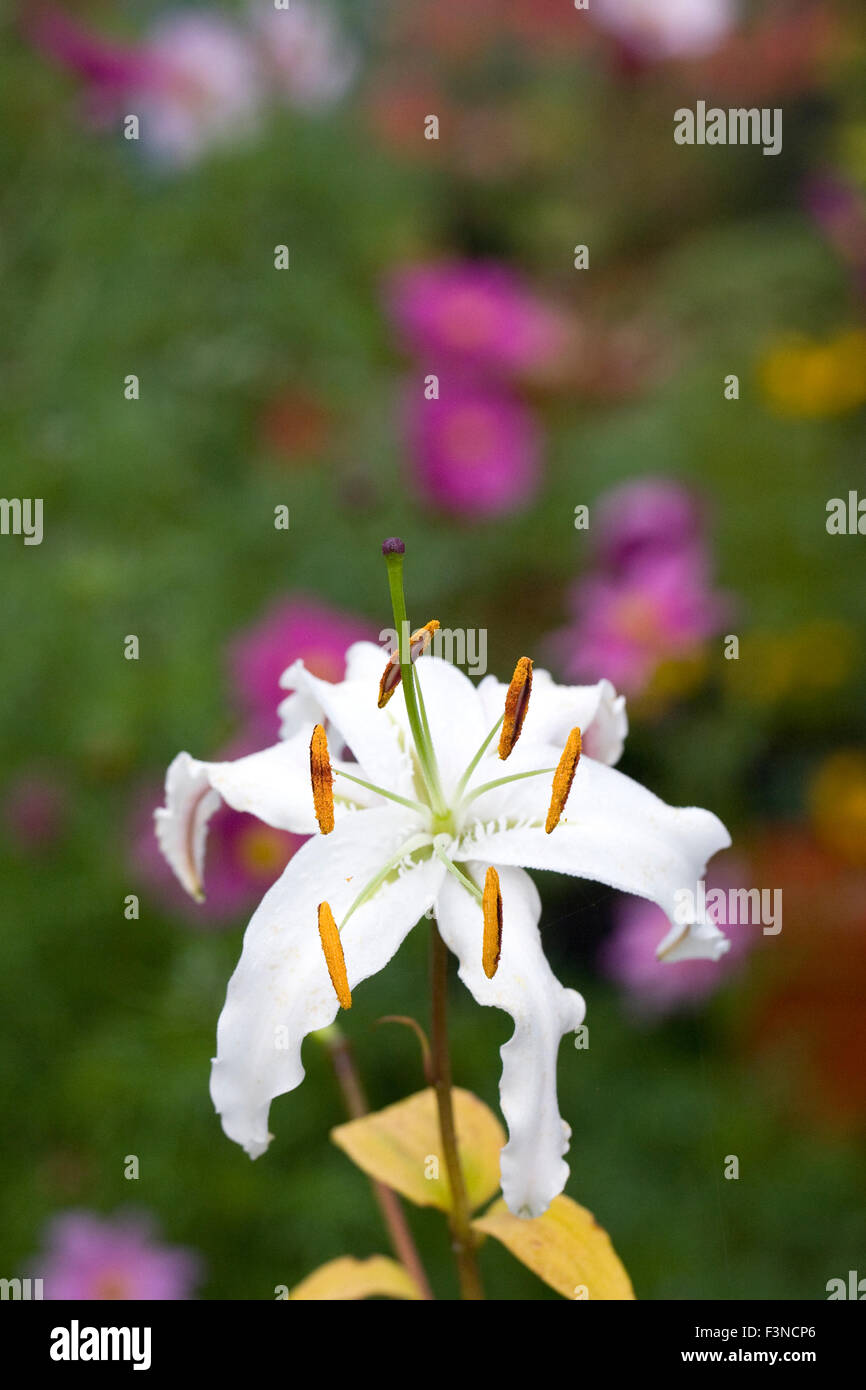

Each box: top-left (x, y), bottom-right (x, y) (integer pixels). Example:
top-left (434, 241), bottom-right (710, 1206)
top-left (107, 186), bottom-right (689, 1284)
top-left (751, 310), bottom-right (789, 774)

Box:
top-left (325, 1027), bottom-right (435, 1301)
top-left (429, 921), bottom-right (484, 1300)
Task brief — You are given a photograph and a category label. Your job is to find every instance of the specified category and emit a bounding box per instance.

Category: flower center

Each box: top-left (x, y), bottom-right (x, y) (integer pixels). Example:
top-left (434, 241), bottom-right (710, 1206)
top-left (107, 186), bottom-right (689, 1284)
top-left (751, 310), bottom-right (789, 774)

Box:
top-left (431, 807), bottom-right (456, 837)
top-left (311, 541), bottom-right (585, 1006)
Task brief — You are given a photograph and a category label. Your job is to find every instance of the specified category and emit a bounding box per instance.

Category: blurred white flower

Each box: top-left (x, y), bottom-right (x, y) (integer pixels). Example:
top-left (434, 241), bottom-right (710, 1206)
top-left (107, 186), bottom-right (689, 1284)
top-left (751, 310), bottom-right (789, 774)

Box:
top-left (135, 13), bottom-right (262, 167)
top-left (250, 0), bottom-right (358, 110)
top-left (593, 0), bottom-right (737, 61)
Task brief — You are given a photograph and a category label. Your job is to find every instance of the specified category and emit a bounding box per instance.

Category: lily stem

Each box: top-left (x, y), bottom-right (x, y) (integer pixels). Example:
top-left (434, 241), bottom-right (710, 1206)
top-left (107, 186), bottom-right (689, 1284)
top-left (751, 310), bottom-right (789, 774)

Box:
top-left (324, 1026), bottom-right (435, 1301)
top-left (384, 551), bottom-right (447, 816)
top-left (429, 921), bottom-right (485, 1300)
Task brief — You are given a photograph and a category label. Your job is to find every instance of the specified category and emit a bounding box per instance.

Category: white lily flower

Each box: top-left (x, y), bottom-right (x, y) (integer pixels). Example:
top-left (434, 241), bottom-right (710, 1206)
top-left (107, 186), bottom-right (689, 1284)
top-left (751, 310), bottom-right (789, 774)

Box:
top-left (155, 543), bottom-right (731, 1218)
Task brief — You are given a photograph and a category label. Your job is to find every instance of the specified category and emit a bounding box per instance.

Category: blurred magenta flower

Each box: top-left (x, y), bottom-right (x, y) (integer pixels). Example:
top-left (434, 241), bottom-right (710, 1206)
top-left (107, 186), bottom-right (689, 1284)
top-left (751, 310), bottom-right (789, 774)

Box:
top-left (33, 1210), bottom-right (201, 1300)
top-left (592, 0), bottom-right (736, 61)
top-left (26, 5), bottom-right (262, 163)
top-left (386, 261), bottom-right (569, 378)
top-left (386, 262), bottom-right (570, 380)
top-left (548, 552), bottom-right (729, 696)
top-left (592, 477), bottom-right (705, 573)
top-left (250, 0), bottom-right (358, 110)
top-left (132, 764), bottom-right (302, 927)
top-left (25, 3), bottom-right (357, 167)
top-left (3, 773), bottom-right (67, 850)
top-left (406, 382), bottom-right (541, 517)
top-left (600, 863), bottom-right (752, 1015)
top-left (229, 598), bottom-right (378, 733)
top-left (803, 173), bottom-right (866, 302)
top-left (23, 5), bottom-right (155, 125)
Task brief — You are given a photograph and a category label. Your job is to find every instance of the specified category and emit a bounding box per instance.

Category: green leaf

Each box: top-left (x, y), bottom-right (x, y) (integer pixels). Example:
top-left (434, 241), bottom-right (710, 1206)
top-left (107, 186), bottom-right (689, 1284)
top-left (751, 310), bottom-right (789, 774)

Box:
top-left (331, 1086), bottom-right (506, 1213)
top-left (473, 1195), bottom-right (635, 1300)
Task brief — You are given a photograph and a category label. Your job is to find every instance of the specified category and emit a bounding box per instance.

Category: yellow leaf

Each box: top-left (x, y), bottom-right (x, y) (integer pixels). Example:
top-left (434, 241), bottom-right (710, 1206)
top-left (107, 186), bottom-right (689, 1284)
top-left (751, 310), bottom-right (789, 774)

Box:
top-left (289, 1255), bottom-right (422, 1301)
top-left (331, 1086), bottom-right (505, 1213)
top-left (473, 1195), bottom-right (635, 1300)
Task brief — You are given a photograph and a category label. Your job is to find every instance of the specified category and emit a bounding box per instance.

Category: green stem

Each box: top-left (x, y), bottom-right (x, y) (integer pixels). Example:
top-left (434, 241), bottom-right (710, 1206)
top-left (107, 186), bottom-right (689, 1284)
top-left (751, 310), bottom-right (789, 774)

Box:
top-left (433, 843), bottom-right (483, 903)
top-left (454, 715), bottom-right (504, 801)
top-left (412, 661), bottom-right (438, 779)
top-left (384, 554), bottom-right (446, 816)
top-left (335, 767), bottom-right (429, 818)
top-left (460, 766), bottom-right (555, 809)
top-left (429, 922), bottom-right (484, 1300)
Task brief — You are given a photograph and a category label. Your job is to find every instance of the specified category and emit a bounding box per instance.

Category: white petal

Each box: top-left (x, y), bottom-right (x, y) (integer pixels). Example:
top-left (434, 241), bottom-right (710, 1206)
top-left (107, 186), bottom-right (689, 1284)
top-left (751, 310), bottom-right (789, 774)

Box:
top-left (355, 645), bottom-right (490, 799)
top-left (155, 736), bottom-right (373, 900)
top-left (397, 653), bottom-right (489, 797)
top-left (435, 865), bottom-right (585, 1219)
top-left (478, 668), bottom-right (628, 766)
top-left (154, 754), bottom-right (223, 900)
top-left (655, 915), bottom-right (731, 963)
top-left (458, 756), bottom-right (731, 945)
top-left (342, 638), bottom-right (392, 684)
top-left (275, 685), bottom-right (327, 741)
top-left (278, 654), bottom-right (416, 799)
top-left (211, 806), bottom-right (443, 1158)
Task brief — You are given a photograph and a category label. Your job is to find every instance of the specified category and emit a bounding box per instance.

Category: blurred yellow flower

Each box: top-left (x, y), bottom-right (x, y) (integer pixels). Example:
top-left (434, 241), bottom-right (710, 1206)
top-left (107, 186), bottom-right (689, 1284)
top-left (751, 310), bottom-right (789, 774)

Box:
top-left (727, 620), bottom-right (856, 705)
top-left (810, 751), bottom-right (866, 867)
top-left (759, 329), bottom-right (866, 416)
top-left (633, 650), bottom-right (709, 719)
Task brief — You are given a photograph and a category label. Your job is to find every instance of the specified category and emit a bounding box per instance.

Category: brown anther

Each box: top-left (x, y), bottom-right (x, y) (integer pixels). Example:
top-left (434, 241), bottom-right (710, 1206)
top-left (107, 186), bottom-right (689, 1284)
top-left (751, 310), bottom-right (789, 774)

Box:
top-left (482, 866), bottom-right (503, 979)
top-left (544, 727), bottom-right (582, 834)
top-left (377, 619), bottom-right (440, 708)
top-left (310, 723), bottom-right (335, 834)
top-left (318, 901), bottom-right (352, 1010)
top-left (498, 657), bottom-right (533, 759)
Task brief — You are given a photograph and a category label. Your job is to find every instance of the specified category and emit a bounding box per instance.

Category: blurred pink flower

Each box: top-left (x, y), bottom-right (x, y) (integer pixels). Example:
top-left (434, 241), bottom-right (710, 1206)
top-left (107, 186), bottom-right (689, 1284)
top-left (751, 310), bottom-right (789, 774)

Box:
top-left (26, 6), bottom-right (262, 165)
top-left (599, 864), bottom-right (753, 1015)
top-left (592, 0), bottom-right (736, 61)
top-left (3, 773), bottom-right (67, 850)
top-left (250, 0), bottom-right (358, 110)
top-left (33, 1210), bottom-right (201, 1300)
top-left (386, 262), bottom-right (570, 379)
top-left (23, 5), bottom-right (155, 125)
top-left (548, 552), bottom-right (730, 695)
top-left (803, 173), bottom-right (866, 303)
top-left (132, 13), bottom-right (263, 167)
top-left (406, 382), bottom-right (541, 517)
top-left (228, 597), bottom-right (378, 732)
top-left (593, 478), bottom-right (705, 573)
